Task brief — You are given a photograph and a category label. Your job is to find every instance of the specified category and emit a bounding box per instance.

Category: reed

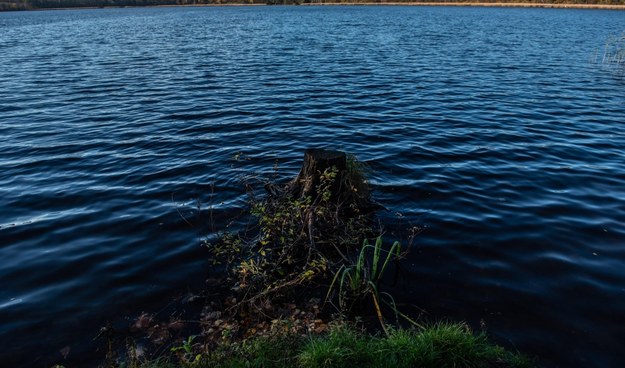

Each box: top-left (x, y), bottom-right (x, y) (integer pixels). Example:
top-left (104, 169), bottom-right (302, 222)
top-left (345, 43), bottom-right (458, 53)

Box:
top-left (603, 32), bottom-right (625, 68)
top-left (326, 237), bottom-right (402, 334)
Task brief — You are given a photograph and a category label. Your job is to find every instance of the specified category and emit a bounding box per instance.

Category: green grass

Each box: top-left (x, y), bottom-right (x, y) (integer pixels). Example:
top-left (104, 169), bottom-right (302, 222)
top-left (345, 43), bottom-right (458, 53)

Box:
top-left (326, 237), bottom-right (403, 333)
top-left (122, 322), bottom-right (534, 368)
top-left (297, 323), bottom-right (533, 368)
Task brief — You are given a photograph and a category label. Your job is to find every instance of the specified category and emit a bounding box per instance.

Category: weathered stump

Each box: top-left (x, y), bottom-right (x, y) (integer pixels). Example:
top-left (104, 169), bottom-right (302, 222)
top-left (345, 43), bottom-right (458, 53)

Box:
top-left (289, 148), bottom-right (348, 201)
top-left (284, 148), bottom-right (373, 217)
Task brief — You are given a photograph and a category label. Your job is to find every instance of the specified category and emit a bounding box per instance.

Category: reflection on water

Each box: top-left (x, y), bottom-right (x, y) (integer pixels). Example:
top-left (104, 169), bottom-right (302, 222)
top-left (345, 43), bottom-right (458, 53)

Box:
top-left (1, 5), bottom-right (625, 367)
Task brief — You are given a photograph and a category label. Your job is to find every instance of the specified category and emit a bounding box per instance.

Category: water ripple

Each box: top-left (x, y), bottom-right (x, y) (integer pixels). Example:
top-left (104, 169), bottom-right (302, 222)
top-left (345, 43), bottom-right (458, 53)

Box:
top-left (1, 5), bottom-right (625, 368)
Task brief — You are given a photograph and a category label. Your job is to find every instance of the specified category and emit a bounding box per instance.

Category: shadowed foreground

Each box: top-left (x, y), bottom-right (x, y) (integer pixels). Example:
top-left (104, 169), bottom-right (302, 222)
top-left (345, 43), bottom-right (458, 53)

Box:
top-left (97, 151), bottom-right (534, 368)
top-left (113, 322), bottom-right (534, 368)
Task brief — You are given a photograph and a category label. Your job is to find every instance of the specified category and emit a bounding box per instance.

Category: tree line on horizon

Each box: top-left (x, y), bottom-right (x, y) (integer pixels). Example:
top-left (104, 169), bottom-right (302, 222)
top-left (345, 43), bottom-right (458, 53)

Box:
top-left (1, 0), bottom-right (624, 11)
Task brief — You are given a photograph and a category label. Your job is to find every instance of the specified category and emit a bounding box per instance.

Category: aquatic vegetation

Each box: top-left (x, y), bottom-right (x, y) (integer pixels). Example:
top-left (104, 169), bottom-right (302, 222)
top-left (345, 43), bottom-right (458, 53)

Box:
top-left (208, 150), bottom-right (374, 312)
top-left (326, 237), bottom-right (403, 334)
top-left (603, 31), bottom-right (625, 68)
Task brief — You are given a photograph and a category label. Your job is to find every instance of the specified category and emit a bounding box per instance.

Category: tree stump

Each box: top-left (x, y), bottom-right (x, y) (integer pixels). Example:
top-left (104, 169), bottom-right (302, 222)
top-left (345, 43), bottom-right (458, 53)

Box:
top-left (289, 148), bottom-right (348, 201)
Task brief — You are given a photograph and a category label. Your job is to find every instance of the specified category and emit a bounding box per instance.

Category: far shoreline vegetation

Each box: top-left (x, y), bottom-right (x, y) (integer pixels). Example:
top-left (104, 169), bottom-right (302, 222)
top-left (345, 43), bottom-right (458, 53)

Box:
top-left (2, 0), bottom-right (625, 12)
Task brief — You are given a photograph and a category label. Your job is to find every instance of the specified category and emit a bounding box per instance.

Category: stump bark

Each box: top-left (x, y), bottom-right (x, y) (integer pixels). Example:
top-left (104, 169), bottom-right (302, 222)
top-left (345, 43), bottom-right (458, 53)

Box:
top-left (289, 149), bottom-right (348, 201)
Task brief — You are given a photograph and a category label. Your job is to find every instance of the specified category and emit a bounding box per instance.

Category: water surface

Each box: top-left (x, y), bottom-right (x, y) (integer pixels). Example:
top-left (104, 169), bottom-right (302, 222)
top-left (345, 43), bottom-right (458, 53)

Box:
top-left (1, 5), bottom-right (625, 367)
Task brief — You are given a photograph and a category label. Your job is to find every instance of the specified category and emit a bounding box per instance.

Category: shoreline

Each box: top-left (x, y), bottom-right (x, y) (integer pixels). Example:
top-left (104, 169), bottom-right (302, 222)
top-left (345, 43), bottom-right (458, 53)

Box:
top-left (303, 2), bottom-right (625, 10)
top-left (7, 2), bottom-right (625, 12)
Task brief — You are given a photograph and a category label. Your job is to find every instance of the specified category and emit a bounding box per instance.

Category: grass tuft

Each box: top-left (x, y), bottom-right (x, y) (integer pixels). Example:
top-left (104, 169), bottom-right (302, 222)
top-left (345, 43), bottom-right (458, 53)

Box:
top-left (119, 322), bottom-right (534, 368)
top-left (297, 322), bottom-right (534, 368)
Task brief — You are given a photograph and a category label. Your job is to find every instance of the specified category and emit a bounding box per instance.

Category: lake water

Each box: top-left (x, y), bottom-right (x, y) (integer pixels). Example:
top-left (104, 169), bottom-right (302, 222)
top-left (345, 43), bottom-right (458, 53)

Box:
top-left (1, 5), bottom-right (625, 367)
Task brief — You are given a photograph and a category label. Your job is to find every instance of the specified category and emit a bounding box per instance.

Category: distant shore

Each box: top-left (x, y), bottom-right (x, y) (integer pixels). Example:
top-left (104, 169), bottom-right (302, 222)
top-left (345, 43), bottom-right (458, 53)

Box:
top-left (305, 2), bottom-right (625, 9)
top-left (3, 2), bottom-right (625, 12)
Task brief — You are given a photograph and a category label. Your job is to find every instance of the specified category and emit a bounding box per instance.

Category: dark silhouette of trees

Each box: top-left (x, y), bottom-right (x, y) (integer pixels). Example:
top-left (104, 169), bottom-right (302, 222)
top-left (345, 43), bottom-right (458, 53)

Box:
top-left (1, 0), bottom-right (624, 11)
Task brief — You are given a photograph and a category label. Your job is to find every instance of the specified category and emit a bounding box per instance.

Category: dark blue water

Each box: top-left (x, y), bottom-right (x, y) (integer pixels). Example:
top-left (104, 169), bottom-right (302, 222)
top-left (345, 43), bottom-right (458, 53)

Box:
top-left (1, 5), bottom-right (625, 367)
